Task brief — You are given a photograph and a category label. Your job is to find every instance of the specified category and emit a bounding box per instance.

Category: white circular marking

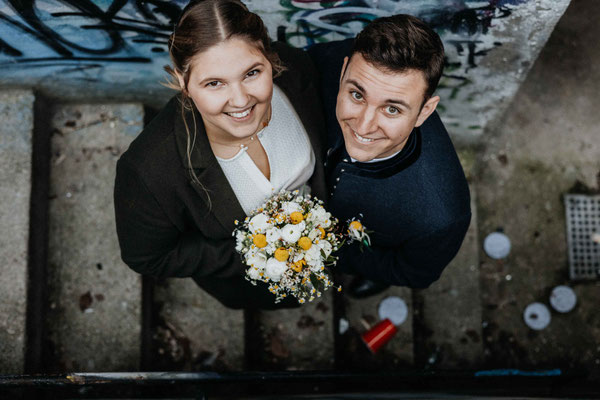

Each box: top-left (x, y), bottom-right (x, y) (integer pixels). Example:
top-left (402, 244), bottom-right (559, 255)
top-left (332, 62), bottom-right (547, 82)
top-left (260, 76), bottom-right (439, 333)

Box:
top-left (378, 296), bottom-right (408, 326)
top-left (484, 232), bottom-right (511, 259)
top-left (523, 302), bottom-right (551, 330)
top-left (549, 285), bottom-right (577, 313)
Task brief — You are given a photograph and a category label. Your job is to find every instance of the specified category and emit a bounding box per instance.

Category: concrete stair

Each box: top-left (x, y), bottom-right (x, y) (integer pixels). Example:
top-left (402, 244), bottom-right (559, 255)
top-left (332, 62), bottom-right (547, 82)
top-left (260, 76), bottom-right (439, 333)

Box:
top-left (0, 90), bottom-right (34, 374)
top-left (0, 91), bottom-right (482, 373)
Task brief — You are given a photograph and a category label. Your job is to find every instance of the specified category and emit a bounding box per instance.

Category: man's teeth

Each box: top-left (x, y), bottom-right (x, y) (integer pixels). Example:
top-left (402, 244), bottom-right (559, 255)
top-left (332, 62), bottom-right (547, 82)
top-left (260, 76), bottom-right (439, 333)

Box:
top-left (227, 108), bottom-right (251, 118)
top-left (353, 130), bottom-right (373, 143)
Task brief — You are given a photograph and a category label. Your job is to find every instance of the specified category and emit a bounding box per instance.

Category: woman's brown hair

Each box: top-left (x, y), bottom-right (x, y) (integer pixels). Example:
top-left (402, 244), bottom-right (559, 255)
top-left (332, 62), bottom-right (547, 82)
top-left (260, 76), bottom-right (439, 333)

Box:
top-left (164, 0), bottom-right (284, 203)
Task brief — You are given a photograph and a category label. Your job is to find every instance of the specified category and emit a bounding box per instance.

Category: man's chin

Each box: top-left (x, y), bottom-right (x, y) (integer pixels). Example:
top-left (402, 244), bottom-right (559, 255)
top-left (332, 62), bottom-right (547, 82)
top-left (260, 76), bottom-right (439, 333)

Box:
top-left (345, 144), bottom-right (376, 163)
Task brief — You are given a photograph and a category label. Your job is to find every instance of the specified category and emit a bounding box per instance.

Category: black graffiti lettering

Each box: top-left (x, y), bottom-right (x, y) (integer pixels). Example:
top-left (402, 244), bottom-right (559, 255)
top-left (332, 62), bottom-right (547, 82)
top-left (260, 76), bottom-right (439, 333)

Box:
top-left (134, 0), bottom-right (181, 27)
top-left (0, 10), bottom-right (73, 56)
top-left (448, 39), bottom-right (501, 69)
top-left (1, 0), bottom-right (181, 66)
top-left (0, 36), bottom-right (22, 57)
top-left (7, 0), bottom-right (124, 55)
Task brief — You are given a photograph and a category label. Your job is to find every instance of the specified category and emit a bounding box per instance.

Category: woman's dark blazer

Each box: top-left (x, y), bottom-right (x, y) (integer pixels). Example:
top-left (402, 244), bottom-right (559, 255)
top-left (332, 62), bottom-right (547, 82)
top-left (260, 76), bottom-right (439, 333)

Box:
top-left (114, 43), bottom-right (327, 309)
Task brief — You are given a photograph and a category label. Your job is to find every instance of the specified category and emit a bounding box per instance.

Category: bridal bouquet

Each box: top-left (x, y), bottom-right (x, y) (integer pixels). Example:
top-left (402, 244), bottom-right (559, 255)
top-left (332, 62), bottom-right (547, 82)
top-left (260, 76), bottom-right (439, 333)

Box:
top-left (233, 190), bottom-right (342, 303)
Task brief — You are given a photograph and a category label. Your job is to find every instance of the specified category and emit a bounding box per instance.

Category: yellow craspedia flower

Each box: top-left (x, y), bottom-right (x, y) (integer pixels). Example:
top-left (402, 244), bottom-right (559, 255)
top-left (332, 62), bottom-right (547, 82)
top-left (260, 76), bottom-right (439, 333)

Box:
top-left (252, 234), bottom-right (267, 248)
top-left (274, 247), bottom-right (289, 261)
top-left (297, 236), bottom-right (312, 250)
top-left (318, 227), bottom-right (326, 239)
top-left (290, 211), bottom-right (304, 224)
top-left (349, 220), bottom-right (363, 231)
top-left (290, 259), bottom-right (306, 272)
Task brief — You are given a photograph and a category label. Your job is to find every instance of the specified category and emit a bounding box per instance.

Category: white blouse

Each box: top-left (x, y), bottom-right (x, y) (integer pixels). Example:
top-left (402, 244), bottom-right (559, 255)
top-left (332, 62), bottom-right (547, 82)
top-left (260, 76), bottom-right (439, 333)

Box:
top-left (216, 85), bottom-right (316, 215)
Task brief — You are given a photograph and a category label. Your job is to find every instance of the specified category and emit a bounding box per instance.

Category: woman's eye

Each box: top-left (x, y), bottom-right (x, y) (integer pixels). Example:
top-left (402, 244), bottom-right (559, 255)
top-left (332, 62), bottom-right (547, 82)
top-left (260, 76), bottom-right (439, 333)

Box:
top-left (385, 106), bottom-right (399, 115)
top-left (350, 91), bottom-right (363, 101)
top-left (206, 81), bottom-right (221, 88)
top-left (246, 69), bottom-right (259, 78)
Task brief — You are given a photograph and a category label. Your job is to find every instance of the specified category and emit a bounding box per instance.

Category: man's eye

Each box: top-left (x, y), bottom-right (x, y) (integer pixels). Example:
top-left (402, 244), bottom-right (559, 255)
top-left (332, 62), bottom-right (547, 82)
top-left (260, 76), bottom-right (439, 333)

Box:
top-left (206, 81), bottom-right (221, 88)
top-left (385, 106), bottom-right (399, 115)
top-left (351, 91), bottom-right (363, 101)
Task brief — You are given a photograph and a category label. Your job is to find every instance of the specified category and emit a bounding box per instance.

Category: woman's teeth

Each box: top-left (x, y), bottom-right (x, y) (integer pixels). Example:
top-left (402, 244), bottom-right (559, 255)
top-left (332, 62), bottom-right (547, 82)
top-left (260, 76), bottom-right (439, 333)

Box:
top-left (226, 107), bottom-right (252, 118)
top-left (353, 130), bottom-right (373, 143)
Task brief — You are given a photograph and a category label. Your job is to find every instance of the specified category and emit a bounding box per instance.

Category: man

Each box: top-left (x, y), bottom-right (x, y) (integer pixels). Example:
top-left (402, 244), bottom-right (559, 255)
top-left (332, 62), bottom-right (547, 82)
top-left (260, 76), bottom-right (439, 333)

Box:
top-left (308, 14), bottom-right (471, 297)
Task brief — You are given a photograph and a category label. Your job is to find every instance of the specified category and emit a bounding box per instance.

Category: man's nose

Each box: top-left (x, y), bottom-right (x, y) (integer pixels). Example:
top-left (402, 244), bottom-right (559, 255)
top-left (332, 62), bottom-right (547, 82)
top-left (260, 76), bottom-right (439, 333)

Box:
top-left (355, 107), bottom-right (377, 134)
top-left (229, 83), bottom-right (249, 108)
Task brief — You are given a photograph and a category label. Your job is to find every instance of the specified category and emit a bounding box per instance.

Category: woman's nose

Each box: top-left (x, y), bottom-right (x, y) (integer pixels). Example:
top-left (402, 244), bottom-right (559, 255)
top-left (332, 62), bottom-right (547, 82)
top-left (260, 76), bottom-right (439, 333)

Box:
top-left (229, 84), bottom-right (250, 108)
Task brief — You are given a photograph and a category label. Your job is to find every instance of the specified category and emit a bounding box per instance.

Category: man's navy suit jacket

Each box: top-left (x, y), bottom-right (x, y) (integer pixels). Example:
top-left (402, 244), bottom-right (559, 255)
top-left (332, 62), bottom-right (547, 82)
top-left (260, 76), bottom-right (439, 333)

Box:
top-left (309, 39), bottom-right (471, 288)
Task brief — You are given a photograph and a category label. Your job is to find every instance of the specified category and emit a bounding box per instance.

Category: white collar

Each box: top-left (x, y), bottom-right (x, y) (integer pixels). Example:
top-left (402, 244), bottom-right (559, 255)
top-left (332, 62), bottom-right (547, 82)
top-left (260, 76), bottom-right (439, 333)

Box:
top-left (350, 149), bottom-right (402, 164)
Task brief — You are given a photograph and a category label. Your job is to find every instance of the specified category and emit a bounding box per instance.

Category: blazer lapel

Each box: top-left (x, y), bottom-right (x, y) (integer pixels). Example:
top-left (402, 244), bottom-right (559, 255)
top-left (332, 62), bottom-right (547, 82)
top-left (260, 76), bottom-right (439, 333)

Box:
top-left (174, 98), bottom-right (246, 234)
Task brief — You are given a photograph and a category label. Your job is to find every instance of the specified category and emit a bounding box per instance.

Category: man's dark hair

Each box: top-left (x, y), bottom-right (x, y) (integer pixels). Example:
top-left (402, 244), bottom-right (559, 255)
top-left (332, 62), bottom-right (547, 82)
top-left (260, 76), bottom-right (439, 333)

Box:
top-left (351, 14), bottom-right (444, 100)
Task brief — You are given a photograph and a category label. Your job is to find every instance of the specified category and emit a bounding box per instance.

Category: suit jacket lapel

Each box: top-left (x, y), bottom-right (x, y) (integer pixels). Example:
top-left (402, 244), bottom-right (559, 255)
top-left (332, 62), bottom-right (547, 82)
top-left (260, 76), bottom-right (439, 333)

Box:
top-left (174, 98), bottom-right (245, 234)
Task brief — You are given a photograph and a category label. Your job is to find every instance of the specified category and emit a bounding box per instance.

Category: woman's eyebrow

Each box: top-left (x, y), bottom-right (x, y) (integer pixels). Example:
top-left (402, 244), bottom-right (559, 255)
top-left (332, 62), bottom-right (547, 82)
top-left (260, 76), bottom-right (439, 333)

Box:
top-left (244, 62), bottom-right (264, 73)
top-left (197, 62), bottom-right (265, 85)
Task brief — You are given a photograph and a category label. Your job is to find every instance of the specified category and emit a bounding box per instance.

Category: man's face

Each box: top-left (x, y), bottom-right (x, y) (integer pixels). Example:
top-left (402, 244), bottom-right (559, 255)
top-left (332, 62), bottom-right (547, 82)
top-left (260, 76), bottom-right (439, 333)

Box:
top-left (335, 53), bottom-right (439, 162)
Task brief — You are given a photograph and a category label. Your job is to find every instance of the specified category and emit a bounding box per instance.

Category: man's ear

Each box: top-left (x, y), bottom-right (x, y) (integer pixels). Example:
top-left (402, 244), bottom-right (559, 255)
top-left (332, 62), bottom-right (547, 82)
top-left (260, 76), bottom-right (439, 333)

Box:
top-left (415, 95), bottom-right (440, 127)
top-left (339, 56), bottom-right (349, 84)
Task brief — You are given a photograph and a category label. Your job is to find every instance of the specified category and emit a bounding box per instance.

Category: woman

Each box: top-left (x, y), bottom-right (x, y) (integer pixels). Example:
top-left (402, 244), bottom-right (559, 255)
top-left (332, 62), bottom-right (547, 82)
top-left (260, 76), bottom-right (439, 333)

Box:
top-left (114, 0), bottom-right (327, 309)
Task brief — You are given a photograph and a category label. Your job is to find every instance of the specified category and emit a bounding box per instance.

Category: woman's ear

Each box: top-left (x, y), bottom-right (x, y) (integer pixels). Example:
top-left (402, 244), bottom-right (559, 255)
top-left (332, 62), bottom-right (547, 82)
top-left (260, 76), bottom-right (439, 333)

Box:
top-left (174, 70), bottom-right (186, 93)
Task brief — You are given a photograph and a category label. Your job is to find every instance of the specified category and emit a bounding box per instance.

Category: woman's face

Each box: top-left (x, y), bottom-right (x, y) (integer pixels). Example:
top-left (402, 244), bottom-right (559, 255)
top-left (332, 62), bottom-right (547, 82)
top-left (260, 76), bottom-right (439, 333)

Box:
top-left (180, 38), bottom-right (274, 143)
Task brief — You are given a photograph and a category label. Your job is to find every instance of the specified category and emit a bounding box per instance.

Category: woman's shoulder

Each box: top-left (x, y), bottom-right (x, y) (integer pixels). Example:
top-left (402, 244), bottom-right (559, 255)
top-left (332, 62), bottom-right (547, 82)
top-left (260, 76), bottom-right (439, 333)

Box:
top-left (119, 95), bottom-right (181, 171)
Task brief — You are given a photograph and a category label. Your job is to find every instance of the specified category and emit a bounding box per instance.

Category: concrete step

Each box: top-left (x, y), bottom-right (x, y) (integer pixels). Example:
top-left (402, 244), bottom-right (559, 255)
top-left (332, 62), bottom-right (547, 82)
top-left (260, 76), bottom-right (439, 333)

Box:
top-left (251, 292), bottom-right (335, 370)
top-left (46, 104), bottom-right (143, 371)
top-left (153, 278), bottom-right (245, 371)
top-left (0, 90), bottom-right (35, 374)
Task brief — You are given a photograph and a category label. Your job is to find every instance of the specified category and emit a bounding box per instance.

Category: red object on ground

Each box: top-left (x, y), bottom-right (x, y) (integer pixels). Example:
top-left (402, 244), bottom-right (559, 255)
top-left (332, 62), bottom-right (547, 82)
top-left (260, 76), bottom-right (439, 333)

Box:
top-left (360, 318), bottom-right (398, 353)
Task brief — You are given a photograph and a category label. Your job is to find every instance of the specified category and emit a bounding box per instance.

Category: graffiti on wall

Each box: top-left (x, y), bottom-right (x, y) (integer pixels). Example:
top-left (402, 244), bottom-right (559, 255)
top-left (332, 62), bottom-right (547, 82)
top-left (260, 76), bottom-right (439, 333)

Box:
top-left (0, 0), bottom-right (567, 138)
top-left (0, 1), bottom-right (178, 69)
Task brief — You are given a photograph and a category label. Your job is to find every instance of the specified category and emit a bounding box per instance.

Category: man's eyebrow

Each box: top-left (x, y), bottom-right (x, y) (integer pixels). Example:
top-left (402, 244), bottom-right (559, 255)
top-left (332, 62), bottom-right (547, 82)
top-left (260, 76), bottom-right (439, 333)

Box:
top-left (345, 79), bottom-right (411, 110)
top-left (386, 98), bottom-right (411, 110)
top-left (346, 79), bottom-right (366, 94)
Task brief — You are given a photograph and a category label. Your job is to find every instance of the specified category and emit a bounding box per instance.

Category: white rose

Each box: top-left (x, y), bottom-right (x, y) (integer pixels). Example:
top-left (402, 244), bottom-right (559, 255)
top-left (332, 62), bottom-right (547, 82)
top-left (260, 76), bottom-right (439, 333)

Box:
top-left (308, 207), bottom-right (327, 223)
top-left (304, 245), bottom-right (322, 266)
top-left (266, 227), bottom-right (281, 243)
top-left (265, 258), bottom-right (288, 282)
top-left (318, 240), bottom-right (333, 257)
top-left (280, 223), bottom-right (304, 243)
top-left (248, 213), bottom-right (272, 234)
top-left (281, 201), bottom-right (303, 215)
top-left (246, 252), bottom-right (267, 270)
top-left (247, 267), bottom-right (262, 280)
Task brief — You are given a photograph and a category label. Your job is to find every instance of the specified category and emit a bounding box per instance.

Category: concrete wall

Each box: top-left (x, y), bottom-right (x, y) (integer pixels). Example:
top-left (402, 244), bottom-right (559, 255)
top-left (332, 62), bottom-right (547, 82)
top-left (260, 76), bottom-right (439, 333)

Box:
top-left (0, 0), bottom-right (570, 142)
